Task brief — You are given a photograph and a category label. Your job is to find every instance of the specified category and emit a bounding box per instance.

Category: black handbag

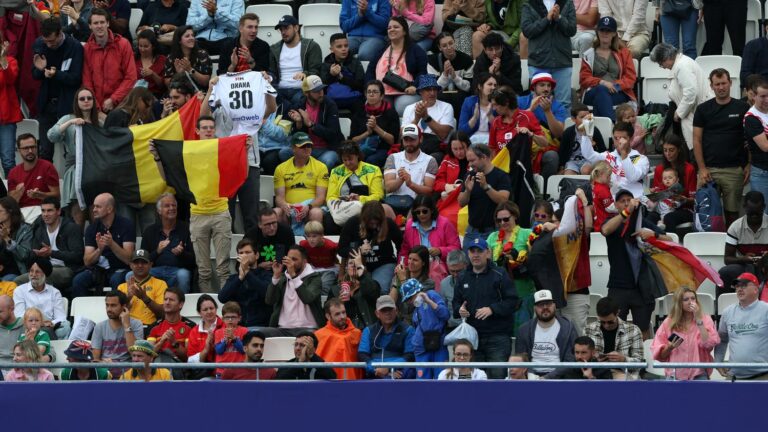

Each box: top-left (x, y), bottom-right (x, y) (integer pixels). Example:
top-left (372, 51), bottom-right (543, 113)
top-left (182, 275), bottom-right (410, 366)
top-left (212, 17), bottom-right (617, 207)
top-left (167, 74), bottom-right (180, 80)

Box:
top-left (662, 0), bottom-right (694, 19)
top-left (383, 70), bottom-right (411, 92)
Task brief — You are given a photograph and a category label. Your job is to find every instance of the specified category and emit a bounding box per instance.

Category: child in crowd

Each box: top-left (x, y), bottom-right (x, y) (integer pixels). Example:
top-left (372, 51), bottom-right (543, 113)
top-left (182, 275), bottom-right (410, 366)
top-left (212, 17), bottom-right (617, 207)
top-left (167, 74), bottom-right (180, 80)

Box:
top-left (320, 33), bottom-right (365, 112)
top-left (532, 200), bottom-right (554, 226)
top-left (17, 307), bottom-right (52, 362)
top-left (300, 221), bottom-right (339, 295)
top-left (647, 167), bottom-right (685, 230)
top-left (214, 302), bottom-right (249, 378)
top-left (591, 160), bottom-right (615, 232)
top-left (615, 104), bottom-right (663, 155)
top-left (558, 104), bottom-right (606, 175)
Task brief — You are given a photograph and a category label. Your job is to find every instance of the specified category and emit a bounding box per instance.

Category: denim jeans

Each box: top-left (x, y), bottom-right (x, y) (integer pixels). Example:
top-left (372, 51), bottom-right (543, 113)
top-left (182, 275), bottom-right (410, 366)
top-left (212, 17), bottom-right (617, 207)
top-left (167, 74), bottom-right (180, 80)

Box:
top-left (462, 226), bottom-right (494, 252)
top-left (661, 9), bottom-right (699, 59)
top-left (474, 333), bottom-right (513, 379)
top-left (126, 266), bottom-right (192, 293)
top-left (750, 165), bottom-right (768, 213)
top-left (0, 123), bottom-right (16, 176)
top-left (278, 147), bottom-right (340, 172)
top-left (71, 268), bottom-right (129, 298)
top-left (371, 263), bottom-right (396, 295)
top-left (347, 36), bottom-right (388, 63)
top-left (528, 66), bottom-right (572, 112)
top-left (583, 85), bottom-right (631, 122)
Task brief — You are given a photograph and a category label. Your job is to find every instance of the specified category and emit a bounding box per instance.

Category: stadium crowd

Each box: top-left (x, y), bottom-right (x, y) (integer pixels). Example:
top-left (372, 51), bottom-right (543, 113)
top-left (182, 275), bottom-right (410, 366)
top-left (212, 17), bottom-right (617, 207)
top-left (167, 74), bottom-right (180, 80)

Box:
top-left (1, 0), bottom-right (768, 382)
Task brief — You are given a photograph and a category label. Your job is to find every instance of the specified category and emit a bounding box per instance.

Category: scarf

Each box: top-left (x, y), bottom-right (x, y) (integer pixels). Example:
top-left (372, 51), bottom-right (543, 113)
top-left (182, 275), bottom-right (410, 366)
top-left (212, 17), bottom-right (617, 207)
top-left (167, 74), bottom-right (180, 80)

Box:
top-left (365, 100), bottom-right (392, 117)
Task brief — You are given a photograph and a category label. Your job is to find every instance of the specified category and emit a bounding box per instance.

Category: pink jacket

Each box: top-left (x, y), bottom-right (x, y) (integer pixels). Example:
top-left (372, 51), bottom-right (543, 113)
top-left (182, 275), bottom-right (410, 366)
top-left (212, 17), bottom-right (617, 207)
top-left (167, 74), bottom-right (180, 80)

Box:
top-left (651, 315), bottom-right (720, 380)
top-left (398, 215), bottom-right (461, 262)
top-left (391, 0), bottom-right (436, 39)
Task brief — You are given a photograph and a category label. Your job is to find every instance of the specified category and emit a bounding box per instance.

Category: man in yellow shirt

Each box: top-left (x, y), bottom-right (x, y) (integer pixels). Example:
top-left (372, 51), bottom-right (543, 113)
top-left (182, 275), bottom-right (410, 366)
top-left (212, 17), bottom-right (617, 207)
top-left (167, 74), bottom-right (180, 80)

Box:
top-left (118, 250), bottom-right (167, 326)
top-left (119, 340), bottom-right (172, 381)
top-left (273, 132), bottom-right (329, 235)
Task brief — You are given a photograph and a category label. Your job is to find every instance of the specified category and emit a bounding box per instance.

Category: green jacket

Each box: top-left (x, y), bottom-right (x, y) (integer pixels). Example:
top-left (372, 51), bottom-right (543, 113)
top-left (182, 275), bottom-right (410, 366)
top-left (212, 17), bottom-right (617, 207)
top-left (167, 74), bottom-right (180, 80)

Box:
top-left (266, 269), bottom-right (326, 328)
top-left (268, 38), bottom-right (323, 87)
top-left (485, 0), bottom-right (525, 48)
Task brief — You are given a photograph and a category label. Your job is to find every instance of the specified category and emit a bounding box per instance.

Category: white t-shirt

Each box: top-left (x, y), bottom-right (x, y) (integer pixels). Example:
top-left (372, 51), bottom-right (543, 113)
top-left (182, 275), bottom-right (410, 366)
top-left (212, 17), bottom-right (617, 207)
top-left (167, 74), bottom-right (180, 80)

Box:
top-left (531, 320), bottom-right (561, 374)
top-left (210, 71), bottom-right (277, 167)
top-left (279, 42), bottom-right (303, 89)
top-left (437, 368), bottom-right (488, 380)
top-left (46, 224), bottom-right (64, 267)
top-left (383, 151), bottom-right (438, 198)
top-left (401, 100), bottom-right (456, 136)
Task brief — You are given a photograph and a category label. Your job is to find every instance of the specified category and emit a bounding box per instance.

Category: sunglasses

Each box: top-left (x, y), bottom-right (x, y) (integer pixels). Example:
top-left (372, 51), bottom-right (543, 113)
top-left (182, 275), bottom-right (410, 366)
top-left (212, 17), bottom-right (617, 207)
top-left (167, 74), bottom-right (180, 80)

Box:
top-left (496, 216), bottom-right (511, 223)
top-left (534, 212), bottom-right (549, 219)
top-left (78, 96), bottom-right (94, 101)
top-left (413, 209), bottom-right (430, 216)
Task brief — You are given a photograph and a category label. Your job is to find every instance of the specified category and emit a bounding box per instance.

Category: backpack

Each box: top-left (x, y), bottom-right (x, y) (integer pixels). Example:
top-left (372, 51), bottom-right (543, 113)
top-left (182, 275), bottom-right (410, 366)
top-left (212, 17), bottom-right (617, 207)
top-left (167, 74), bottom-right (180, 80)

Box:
top-left (694, 181), bottom-right (726, 232)
top-left (556, 177), bottom-right (592, 208)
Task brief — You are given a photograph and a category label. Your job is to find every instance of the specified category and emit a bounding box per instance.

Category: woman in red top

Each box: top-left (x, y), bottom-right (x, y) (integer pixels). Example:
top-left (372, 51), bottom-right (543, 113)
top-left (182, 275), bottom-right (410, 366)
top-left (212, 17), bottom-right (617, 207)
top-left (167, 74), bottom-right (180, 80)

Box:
top-left (135, 29), bottom-right (167, 99)
top-left (488, 87), bottom-right (546, 157)
top-left (186, 294), bottom-right (223, 375)
top-left (433, 130), bottom-right (470, 198)
top-left (651, 134), bottom-right (696, 231)
top-left (0, 36), bottom-right (23, 177)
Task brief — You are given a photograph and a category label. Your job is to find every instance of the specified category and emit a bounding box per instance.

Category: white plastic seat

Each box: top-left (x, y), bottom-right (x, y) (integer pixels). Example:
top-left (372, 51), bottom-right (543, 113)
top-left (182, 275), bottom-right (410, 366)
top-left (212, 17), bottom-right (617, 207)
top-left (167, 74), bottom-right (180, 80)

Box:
top-left (247, 4), bottom-right (293, 46)
top-left (589, 232), bottom-right (610, 297)
top-left (683, 232), bottom-right (726, 300)
top-left (520, 59), bottom-right (529, 92)
top-left (260, 175), bottom-right (275, 208)
top-left (299, 4), bottom-right (343, 59)
top-left (644, 339), bottom-right (666, 377)
top-left (717, 293), bottom-right (738, 315)
top-left (588, 292), bottom-right (603, 318)
top-left (340, 117), bottom-right (351, 139)
top-left (129, 8), bottom-right (143, 40)
top-left (545, 174), bottom-right (590, 200)
top-left (433, 4), bottom-right (444, 34)
top-left (181, 293), bottom-right (224, 319)
top-left (697, 292), bottom-right (716, 316)
top-left (211, 233), bottom-right (245, 260)
top-left (533, 174), bottom-right (544, 195)
top-left (50, 339), bottom-right (74, 378)
top-left (571, 57), bottom-right (580, 91)
top-left (640, 56), bottom-right (673, 104)
top-left (695, 56), bottom-right (742, 98)
top-left (263, 337), bottom-right (296, 361)
top-left (70, 296), bottom-right (108, 322)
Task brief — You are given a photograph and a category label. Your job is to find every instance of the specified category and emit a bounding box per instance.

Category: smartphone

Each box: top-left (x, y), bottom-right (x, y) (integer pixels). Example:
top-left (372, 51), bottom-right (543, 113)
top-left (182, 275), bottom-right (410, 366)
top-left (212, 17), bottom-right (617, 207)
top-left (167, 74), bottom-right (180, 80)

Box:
top-left (598, 353), bottom-right (607, 360)
top-left (667, 333), bottom-right (684, 343)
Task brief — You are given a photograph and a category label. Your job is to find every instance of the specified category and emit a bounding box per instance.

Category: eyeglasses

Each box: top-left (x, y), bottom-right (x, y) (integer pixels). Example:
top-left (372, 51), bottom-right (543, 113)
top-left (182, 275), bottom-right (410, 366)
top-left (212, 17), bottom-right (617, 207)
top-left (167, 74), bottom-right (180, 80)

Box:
top-left (223, 316), bottom-right (239, 321)
top-left (18, 146), bottom-right (37, 152)
top-left (78, 96), bottom-right (94, 101)
top-left (534, 212), bottom-right (549, 219)
top-left (366, 89), bottom-right (381, 95)
top-left (413, 209), bottom-right (430, 216)
top-left (496, 216), bottom-right (511, 223)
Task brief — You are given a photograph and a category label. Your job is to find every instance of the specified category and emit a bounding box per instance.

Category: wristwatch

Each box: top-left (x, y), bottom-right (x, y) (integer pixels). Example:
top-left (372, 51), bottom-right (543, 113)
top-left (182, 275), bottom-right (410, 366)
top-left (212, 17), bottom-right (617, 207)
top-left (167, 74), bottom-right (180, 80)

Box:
top-left (423, 115), bottom-right (433, 123)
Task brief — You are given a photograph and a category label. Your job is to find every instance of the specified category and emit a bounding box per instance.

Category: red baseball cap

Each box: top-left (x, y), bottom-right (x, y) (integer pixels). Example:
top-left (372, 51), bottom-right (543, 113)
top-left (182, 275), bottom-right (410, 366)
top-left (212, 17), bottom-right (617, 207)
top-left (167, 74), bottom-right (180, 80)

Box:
top-left (732, 272), bottom-right (759, 287)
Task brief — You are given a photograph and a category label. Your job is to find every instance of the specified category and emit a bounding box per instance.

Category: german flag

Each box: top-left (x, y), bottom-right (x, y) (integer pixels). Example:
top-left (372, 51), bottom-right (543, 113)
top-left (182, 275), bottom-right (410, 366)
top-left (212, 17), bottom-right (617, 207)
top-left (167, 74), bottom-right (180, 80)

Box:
top-left (152, 135), bottom-right (248, 205)
top-left (75, 98), bottom-right (201, 207)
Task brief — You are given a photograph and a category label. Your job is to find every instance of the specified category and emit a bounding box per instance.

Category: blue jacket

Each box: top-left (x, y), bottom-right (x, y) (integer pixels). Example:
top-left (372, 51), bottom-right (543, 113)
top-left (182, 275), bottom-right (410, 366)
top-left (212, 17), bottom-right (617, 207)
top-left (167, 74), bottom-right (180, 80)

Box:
top-left (259, 112), bottom-right (290, 152)
top-left (458, 95), bottom-right (492, 136)
top-left (340, 0), bottom-right (391, 39)
top-left (517, 93), bottom-right (568, 129)
top-left (358, 320), bottom-right (415, 374)
top-left (411, 290), bottom-right (450, 354)
top-left (453, 261), bottom-right (518, 336)
top-left (186, 0), bottom-right (243, 42)
top-left (218, 270), bottom-right (271, 327)
top-left (32, 34), bottom-right (83, 117)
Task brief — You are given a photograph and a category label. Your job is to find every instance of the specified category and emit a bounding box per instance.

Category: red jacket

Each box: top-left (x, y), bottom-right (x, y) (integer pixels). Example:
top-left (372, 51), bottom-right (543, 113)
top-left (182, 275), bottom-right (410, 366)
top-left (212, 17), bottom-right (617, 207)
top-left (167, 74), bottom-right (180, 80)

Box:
top-left (398, 215), bottom-right (462, 262)
top-left (0, 57), bottom-right (22, 124)
top-left (433, 155), bottom-right (463, 194)
top-left (83, 30), bottom-right (137, 109)
top-left (186, 317), bottom-right (224, 363)
top-left (579, 47), bottom-right (637, 101)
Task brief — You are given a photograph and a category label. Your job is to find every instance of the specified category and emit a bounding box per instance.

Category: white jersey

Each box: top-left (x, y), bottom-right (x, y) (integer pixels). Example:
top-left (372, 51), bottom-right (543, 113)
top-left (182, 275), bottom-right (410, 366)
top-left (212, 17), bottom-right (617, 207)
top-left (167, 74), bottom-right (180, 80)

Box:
top-left (210, 71), bottom-right (277, 167)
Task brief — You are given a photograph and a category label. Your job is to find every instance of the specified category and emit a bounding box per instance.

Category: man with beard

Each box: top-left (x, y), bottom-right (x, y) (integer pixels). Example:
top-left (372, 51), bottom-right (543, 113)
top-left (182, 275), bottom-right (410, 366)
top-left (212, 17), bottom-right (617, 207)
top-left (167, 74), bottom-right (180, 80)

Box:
top-left (268, 15), bottom-right (323, 111)
top-left (402, 74), bottom-right (456, 163)
top-left (221, 330), bottom-right (277, 380)
top-left (315, 298), bottom-right (363, 380)
top-left (147, 287), bottom-right (195, 362)
top-left (693, 68), bottom-right (750, 227)
top-left (160, 78), bottom-right (195, 119)
top-left (281, 76), bottom-right (343, 171)
top-left (515, 289), bottom-right (578, 379)
top-left (516, 73), bottom-right (566, 180)
top-left (7, 134), bottom-right (60, 224)
top-left (91, 290), bottom-right (144, 377)
top-left (12, 258), bottom-right (69, 339)
top-left (218, 13), bottom-right (270, 75)
top-left (16, 198), bottom-right (83, 293)
top-left (454, 238), bottom-right (517, 379)
top-left (275, 330), bottom-right (337, 380)
top-left (383, 124), bottom-right (438, 216)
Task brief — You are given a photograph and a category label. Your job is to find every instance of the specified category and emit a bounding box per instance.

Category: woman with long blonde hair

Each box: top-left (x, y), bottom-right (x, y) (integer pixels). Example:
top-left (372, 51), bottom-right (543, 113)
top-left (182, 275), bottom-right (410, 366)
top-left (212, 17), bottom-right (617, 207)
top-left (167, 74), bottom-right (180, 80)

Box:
top-left (651, 287), bottom-right (720, 380)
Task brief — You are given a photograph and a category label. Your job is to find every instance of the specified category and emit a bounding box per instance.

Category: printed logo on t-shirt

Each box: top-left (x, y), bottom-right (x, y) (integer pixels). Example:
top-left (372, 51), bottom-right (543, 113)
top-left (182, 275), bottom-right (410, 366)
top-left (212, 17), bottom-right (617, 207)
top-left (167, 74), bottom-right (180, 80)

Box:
top-left (504, 132), bottom-right (513, 141)
top-left (532, 342), bottom-right (557, 354)
top-left (728, 322), bottom-right (760, 335)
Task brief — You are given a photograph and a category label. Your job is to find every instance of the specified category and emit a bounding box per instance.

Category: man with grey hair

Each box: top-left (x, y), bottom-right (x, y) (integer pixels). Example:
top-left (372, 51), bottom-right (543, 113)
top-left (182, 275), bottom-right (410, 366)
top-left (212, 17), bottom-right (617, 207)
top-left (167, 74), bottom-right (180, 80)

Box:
top-left (458, 144), bottom-right (511, 251)
top-left (136, 193), bottom-right (195, 293)
top-left (71, 193), bottom-right (136, 297)
top-left (440, 250), bottom-right (468, 331)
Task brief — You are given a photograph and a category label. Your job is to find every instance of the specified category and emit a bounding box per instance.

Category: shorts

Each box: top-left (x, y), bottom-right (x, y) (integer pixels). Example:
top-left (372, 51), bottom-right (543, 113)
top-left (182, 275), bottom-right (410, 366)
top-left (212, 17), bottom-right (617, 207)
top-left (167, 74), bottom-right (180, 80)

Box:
top-left (709, 166), bottom-right (744, 213)
top-left (564, 158), bottom-right (591, 173)
top-left (607, 288), bottom-right (654, 332)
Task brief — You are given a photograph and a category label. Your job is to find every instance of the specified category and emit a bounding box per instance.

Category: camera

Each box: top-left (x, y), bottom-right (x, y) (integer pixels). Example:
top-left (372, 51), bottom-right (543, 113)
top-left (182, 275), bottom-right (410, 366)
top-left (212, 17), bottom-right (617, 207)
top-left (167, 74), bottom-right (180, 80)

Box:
top-left (152, 23), bottom-right (162, 35)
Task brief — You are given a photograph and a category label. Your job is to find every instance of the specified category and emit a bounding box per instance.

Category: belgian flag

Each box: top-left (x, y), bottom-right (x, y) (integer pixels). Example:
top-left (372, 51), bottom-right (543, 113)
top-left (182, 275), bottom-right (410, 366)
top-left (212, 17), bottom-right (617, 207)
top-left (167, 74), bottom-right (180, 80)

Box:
top-left (75, 98), bottom-right (247, 208)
